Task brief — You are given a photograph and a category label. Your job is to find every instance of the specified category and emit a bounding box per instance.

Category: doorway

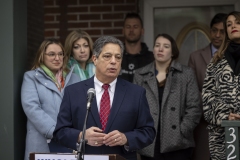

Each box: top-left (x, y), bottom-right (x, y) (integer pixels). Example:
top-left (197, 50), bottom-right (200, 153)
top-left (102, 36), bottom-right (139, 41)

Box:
top-left (141, 0), bottom-right (239, 65)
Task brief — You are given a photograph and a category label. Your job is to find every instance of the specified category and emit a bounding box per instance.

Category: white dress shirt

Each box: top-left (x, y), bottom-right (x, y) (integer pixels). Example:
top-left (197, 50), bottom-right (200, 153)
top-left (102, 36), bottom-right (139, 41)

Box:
top-left (94, 76), bottom-right (117, 112)
top-left (211, 44), bottom-right (218, 57)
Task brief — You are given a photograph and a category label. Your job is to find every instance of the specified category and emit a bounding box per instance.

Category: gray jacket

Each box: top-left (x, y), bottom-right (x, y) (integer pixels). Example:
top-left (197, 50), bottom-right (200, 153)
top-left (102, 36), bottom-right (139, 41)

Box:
top-left (133, 61), bottom-right (201, 157)
top-left (21, 67), bottom-right (80, 160)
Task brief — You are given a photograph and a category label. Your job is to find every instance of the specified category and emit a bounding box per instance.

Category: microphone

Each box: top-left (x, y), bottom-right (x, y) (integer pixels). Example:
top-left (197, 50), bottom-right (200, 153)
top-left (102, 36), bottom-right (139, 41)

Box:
top-left (87, 88), bottom-right (95, 109)
top-left (77, 88), bottom-right (95, 160)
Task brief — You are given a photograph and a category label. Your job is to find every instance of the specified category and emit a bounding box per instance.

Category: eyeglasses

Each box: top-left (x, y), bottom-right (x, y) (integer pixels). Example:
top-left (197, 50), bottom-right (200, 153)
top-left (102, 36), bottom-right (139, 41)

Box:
top-left (45, 52), bottom-right (64, 59)
top-left (102, 54), bottom-right (122, 62)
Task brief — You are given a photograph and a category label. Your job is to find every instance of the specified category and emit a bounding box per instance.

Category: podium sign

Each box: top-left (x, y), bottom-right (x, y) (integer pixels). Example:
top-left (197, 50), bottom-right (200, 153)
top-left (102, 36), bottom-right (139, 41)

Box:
top-left (33, 153), bottom-right (107, 160)
top-left (29, 153), bottom-right (126, 160)
top-left (221, 120), bottom-right (240, 160)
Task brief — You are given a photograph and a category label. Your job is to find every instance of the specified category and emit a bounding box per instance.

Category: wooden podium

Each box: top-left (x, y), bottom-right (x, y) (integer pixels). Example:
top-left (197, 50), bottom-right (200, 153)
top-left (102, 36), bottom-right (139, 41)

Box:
top-left (29, 153), bottom-right (126, 160)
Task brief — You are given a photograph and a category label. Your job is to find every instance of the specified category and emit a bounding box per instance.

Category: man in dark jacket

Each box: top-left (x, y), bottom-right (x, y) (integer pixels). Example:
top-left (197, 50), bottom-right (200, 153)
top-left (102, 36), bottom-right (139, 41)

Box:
top-left (53, 36), bottom-right (155, 160)
top-left (119, 12), bottom-right (154, 82)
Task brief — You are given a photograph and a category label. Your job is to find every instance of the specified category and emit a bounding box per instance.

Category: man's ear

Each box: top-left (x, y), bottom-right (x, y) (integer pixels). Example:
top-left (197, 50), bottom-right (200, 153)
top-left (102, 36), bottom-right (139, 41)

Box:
top-left (92, 55), bottom-right (97, 65)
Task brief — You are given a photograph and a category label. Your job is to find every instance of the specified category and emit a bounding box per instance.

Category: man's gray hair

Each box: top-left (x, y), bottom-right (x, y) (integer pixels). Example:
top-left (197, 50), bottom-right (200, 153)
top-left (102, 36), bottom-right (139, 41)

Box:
top-left (93, 36), bottom-right (124, 57)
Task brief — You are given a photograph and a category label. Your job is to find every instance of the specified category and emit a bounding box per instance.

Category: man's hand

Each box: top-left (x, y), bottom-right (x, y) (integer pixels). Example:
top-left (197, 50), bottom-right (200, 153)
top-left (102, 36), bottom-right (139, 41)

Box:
top-left (78, 127), bottom-right (106, 146)
top-left (103, 130), bottom-right (128, 147)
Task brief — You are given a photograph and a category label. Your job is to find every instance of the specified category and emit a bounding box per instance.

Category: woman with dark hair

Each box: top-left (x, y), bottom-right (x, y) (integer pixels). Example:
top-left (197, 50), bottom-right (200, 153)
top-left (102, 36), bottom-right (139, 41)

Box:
top-left (21, 38), bottom-right (80, 160)
top-left (65, 30), bottom-right (95, 81)
top-left (134, 33), bottom-right (201, 160)
top-left (202, 11), bottom-right (240, 160)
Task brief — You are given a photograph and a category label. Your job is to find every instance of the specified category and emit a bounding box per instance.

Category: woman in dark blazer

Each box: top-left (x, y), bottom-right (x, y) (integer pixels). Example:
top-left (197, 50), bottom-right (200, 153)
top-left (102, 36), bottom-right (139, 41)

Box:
top-left (133, 33), bottom-right (201, 160)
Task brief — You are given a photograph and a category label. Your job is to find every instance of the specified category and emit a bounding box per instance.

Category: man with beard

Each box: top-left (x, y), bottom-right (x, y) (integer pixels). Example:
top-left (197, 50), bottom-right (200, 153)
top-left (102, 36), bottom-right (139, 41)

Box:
top-left (119, 12), bottom-right (154, 82)
top-left (188, 13), bottom-right (227, 160)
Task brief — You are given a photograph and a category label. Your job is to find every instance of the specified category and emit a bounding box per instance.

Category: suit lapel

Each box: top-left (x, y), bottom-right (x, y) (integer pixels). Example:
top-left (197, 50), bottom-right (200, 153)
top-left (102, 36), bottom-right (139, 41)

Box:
top-left (161, 71), bottom-right (172, 109)
top-left (140, 62), bottom-right (159, 104)
top-left (85, 77), bottom-right (102, 128)
top-left (144, 74), bottom-right (159, 104)
top-left (161, 61), bottom-right (181, 109)
top-left (201, 45), bottom-right (212, 65)
top-left (105, 78), bottom-right (126, 132)
top-left (161, 61), bottom-right (182, 110)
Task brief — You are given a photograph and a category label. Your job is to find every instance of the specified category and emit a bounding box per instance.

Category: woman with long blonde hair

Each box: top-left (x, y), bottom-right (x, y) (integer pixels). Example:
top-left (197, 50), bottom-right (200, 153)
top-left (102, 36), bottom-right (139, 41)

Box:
top-left (65, 30), bottom-right (95, 81)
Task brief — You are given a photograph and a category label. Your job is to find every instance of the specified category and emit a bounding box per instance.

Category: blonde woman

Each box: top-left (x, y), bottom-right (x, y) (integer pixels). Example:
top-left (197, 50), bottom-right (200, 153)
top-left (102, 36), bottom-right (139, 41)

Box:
top-left (65, 30), bottom-right (95, 81)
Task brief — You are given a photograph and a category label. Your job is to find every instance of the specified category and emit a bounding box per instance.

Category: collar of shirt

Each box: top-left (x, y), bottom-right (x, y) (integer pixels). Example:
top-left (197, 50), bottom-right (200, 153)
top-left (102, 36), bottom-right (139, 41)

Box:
top-left (94, 76), bottom-right (117, 111)
top-left (211, 44), bottom-right (218, 57)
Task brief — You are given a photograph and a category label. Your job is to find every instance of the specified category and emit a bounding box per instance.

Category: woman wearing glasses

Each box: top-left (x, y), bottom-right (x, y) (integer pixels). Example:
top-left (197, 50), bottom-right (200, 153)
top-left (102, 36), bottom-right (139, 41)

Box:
top-left (21, 38), bottom-right (80, 160)
top-left (65, 30), bottom-right (95, 81)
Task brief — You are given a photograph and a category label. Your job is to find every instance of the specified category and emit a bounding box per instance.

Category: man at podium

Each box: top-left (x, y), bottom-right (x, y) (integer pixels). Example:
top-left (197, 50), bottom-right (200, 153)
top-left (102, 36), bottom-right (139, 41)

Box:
top-left (54, 36), bottom-right (156, 160)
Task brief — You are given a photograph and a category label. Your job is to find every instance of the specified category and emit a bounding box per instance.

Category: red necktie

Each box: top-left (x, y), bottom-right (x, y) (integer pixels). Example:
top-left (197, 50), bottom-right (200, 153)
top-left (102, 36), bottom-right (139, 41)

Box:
top-left (100, 84), bottom-right (110, 131)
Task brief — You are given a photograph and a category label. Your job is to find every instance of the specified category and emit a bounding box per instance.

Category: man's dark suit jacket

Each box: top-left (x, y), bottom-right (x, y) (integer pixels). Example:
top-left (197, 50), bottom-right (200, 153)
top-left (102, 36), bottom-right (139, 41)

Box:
top-left (188, 44), bottom-right (212, 92)
top-left (54, 77), bottom-right (155, 160)
top-left (188, 44), bottom-right (212, 160)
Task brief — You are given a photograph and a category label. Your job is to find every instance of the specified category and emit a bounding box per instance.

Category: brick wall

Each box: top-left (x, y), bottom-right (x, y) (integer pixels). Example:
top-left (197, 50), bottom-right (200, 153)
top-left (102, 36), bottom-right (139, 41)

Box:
top-left (27, 0), bottom-right (44, 70)
top-left (44, 0), bottom-right (139, 44)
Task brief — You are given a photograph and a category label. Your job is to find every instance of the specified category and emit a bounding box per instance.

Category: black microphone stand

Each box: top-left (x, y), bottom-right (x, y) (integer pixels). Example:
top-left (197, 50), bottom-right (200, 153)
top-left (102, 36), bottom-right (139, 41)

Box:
top-left (77, 101), bottom-right (92, 160)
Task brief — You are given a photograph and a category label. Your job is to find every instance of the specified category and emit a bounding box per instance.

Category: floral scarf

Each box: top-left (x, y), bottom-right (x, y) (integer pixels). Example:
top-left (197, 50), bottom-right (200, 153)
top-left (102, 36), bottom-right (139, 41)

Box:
top-left (40, 64), bottom-right (67, 91)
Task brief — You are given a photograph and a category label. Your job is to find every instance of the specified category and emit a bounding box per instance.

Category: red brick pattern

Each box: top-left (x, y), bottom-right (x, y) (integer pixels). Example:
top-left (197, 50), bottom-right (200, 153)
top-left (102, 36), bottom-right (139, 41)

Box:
top-left (44, 0), bottom-right (138, 44)
top-left (28, 0), bottom-right (45, 69)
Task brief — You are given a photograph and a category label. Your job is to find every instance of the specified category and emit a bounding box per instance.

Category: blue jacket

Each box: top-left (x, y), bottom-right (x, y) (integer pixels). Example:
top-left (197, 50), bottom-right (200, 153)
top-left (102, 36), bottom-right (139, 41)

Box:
top-left (21, 67), bottom-right (80, 160)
